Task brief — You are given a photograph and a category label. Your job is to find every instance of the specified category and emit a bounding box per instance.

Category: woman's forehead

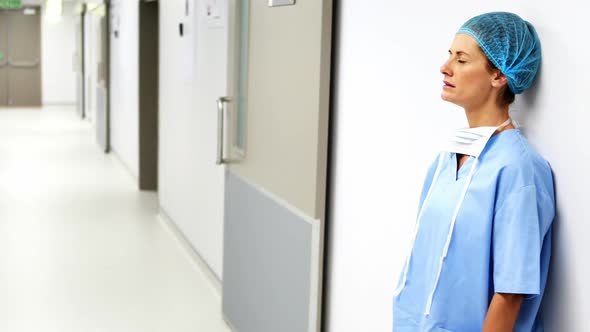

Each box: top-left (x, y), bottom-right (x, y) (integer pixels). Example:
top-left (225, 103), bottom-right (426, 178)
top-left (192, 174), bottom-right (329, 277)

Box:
top-left (449, 34), bottom-right (481, 55)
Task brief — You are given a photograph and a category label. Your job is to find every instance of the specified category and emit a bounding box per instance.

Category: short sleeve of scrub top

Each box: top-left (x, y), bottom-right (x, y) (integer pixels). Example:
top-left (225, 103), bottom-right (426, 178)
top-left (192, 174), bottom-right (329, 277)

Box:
top-left (492, 162), bottom-right (555, 297)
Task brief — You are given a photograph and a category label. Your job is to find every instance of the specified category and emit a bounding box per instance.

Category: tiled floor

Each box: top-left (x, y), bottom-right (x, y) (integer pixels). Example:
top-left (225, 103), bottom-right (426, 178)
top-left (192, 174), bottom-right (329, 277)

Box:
top-left (0, 106), bottom-right (231, 332)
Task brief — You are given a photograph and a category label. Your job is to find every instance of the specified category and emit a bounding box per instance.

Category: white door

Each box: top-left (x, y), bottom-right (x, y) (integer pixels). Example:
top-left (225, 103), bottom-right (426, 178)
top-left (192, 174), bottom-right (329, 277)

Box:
top-left (74, 15), bottom-right (84, 118)
top-left (94, 6), bottom-right (109, 152)
top-left (158, 0), bottom-right (227, 280)
top-left (83, 10), bottom-right (93, 122)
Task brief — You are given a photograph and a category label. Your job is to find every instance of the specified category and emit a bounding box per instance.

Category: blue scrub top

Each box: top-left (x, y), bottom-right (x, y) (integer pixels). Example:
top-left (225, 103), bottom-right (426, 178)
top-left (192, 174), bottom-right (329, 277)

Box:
top-left (393, 129), bottom-right (555, 332)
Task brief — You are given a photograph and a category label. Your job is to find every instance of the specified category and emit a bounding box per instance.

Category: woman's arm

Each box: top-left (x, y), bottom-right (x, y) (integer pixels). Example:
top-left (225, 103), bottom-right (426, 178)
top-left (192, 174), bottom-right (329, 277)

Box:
top-left (482, 293), bottom-right (523, 332)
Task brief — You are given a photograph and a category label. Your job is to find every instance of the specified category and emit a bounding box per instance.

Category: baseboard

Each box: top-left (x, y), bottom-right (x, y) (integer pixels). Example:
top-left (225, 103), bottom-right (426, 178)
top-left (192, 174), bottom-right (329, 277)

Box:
top-left (111, 150), bottom-right (139, 184)
top-left (157, 207), bottom-right (222, 294)
top-left (223, 314), bottom-right (239, 332)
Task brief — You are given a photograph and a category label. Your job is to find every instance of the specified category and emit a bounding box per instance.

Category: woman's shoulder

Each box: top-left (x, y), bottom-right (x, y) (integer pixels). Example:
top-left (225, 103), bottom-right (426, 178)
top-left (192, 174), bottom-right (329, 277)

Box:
top-left (484, 129), bottom-right (553, 192)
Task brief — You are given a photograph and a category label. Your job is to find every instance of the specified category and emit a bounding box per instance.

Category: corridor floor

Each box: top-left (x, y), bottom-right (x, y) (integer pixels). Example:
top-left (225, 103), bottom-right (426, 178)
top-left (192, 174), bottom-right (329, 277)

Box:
top-left (0, 107), bottom-right (231, 332)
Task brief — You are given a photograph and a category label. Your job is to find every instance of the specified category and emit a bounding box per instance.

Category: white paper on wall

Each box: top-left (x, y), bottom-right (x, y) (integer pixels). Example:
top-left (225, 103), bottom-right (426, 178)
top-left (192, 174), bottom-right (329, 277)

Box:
top-left (183, 0), bottom-right (197, 83)
top-left (204, 0), bottom-right (225, 29)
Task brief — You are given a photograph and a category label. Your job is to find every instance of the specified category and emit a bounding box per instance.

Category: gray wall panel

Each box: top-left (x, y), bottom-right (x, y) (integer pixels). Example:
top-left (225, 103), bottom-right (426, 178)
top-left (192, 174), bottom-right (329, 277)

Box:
top-left (96, 86), bottom-right (107, 150)
top-left (223, 171), bottom-right (312, 332)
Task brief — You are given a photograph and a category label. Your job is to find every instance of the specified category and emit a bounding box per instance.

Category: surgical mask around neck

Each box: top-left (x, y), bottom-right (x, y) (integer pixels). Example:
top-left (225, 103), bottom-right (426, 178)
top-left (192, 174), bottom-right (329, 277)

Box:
top-left (442, 118), bottom-right (513, 157)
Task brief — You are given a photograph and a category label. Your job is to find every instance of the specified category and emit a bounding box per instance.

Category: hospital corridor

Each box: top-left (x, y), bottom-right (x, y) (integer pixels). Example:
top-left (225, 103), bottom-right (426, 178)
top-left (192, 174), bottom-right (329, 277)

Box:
top-left (0, 107), bottom-right (230, 331)
top-left (0, 0), bottom-right (588, 332)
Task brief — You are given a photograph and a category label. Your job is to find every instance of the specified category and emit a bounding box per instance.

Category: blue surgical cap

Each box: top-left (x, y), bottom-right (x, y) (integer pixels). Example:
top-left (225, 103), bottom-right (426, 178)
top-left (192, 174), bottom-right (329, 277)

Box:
top-left (458, 12), bottom-right (541, 94)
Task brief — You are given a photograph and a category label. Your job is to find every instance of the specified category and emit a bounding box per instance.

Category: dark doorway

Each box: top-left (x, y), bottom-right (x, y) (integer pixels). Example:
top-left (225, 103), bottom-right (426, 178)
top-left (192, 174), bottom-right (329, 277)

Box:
top-left (138, 0), bottom-right (159, 190)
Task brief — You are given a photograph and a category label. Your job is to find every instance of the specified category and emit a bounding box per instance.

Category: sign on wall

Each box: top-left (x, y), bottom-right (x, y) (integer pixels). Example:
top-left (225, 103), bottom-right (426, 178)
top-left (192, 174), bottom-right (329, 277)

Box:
top-left (0, 0), bottom-right (21, 9)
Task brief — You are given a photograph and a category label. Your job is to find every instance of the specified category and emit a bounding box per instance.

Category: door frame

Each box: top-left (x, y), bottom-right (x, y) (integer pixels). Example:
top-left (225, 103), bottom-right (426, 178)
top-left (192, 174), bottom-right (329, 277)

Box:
top-left (0, 10), bottom-right (8, 106)
top-left (105, 0), bottom-right (111, 152)
top-left (75, 3), bottom-right (86, 118)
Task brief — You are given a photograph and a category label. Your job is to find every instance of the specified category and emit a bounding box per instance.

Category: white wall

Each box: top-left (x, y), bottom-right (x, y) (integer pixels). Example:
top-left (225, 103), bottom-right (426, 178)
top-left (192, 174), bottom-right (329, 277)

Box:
top-left (83, 11), bottom-right (93, 121)
top-left (325, 1), bottom-right (589, 331)
top-left (158, 0), bottom-right (228, 279)
top-left (110, 0), bottom-right (139, 177)
top-left (84, 10), bottom-right (103, 124)
top-left (41, 2), bottom-right (77, 104)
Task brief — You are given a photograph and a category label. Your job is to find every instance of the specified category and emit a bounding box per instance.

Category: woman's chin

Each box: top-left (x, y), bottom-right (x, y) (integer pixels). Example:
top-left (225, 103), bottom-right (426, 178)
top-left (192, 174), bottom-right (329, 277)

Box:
top-left (441, 93), bottom-right (464, 107)
top-left (441, 92), bottom-right (453, 102)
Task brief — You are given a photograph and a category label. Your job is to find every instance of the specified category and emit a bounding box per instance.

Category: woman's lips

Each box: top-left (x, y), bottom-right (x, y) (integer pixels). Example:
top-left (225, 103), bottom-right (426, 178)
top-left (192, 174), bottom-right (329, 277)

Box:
top-left (443, 80), bottom-right (456, 88)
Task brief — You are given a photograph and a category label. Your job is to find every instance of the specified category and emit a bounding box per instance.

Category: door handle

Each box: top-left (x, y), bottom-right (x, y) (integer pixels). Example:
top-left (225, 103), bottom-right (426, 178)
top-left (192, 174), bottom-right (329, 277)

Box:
top-left (216, 96), bottom-right (231, 165)
top-left (8, 58), bottom-right (40, 68)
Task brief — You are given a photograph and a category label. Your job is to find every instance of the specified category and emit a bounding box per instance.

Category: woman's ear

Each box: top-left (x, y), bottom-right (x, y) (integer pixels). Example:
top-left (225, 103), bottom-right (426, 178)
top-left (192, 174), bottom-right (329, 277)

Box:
top-left (491, 70), bottom-right (508, 89)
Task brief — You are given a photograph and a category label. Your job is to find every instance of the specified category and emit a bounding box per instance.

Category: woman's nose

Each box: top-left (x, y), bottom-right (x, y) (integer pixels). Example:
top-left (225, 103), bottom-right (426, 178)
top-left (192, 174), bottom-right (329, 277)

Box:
top-left (440, 61), bottom-right (452, 76)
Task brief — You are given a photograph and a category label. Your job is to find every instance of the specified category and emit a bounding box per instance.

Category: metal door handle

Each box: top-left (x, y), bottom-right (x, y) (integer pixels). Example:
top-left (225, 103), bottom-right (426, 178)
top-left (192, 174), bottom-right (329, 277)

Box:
top-left (8, 58), bottom-right (40, 68)
top-left (216, 96), bottom-right (231, 165)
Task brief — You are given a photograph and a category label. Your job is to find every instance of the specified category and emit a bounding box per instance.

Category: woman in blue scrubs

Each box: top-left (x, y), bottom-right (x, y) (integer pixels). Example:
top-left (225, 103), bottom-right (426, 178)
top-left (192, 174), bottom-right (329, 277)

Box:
top-left (393, 12), bottom-right (555, 332)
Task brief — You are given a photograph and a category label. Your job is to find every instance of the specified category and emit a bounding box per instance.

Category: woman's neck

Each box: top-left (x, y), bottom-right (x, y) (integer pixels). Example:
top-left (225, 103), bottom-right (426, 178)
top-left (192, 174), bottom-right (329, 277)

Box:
top-left (464, 100), bottom-right (510, 128)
